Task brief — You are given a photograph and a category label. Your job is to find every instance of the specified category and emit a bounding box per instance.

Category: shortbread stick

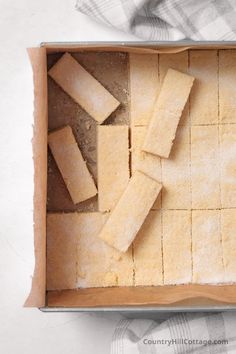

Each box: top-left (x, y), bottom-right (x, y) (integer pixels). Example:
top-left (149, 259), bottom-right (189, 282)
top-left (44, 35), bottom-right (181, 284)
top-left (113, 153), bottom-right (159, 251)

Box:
top-left (129, 53), bottom-right (159, 126)
top-left (142, 69), bottom-right (194, 158)
top-left (221, 209), bottom-right (236, 282)
top-left (219, 50), bottom-right (236, 123)
top-left (131, 126), bottom-right (161, 209)
top-left (159, 51), bottom-right (189, 126)
top-left (48, 126), bottom-right (97, 204)
top-left (48, 53), bottom-right (120, 124)
top-left (134, 211), bottom-right (163, 286)
top-left (162, 124), bottom-right (191, 209)
top-left (220, 124), bottom-right (236, 208)
top-left (98, 126), bottom-right (129, 212)
top-left (47, 213), bottom-right (77, 290)
top-left (191, 125), bottom-right (220, 209)
top-left (99, 171), bottom-right (162, 253)
top-left (163, 210), bottom-right (192, 285)
top-left (189, 50), bottom-right (218, 125)
top-left (192, 210), bottom-right (224, 284)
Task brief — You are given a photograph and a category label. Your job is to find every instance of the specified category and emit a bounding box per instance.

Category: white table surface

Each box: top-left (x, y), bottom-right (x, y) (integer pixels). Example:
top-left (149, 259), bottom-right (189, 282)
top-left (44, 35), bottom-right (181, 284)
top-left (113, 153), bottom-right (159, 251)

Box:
top-left (0, 1), bottom-right (138, 353)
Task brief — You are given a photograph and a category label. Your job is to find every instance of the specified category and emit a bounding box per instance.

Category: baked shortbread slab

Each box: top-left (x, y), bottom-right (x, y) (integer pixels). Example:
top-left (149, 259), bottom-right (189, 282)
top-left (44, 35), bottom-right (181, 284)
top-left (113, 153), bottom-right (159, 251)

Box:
top-left (142, 68), bottom-right (194, 158)
top-left (99, 171), bottom-right (162, 253)
top-left (97, 126), bottom-right (129, 212)
top-left (48, 126), bottom-right (97, 204)
top-left (48, 53), bottom-right (120, 124)
top-left (47, 213), bottom-right (133, 290)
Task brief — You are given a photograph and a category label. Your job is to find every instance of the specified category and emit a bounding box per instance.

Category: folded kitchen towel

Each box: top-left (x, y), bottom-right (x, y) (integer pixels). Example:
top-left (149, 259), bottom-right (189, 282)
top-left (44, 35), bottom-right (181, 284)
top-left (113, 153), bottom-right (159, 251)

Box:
top-left (76, 0), bottom-right (236, 41)
top-left (111, 313), bottom-right (236, 353)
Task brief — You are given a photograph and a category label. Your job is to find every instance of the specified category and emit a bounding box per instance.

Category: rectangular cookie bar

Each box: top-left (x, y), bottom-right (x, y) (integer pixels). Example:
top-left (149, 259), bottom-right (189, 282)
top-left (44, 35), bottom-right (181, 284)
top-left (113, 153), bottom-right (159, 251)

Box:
top-left (129, 53), bottom-right (159, 126)
top-left (47, 213), bottom-right (78, 290)
top-left (97, 126), bottom-right (129, 212)
top-left (162, 124), bottom-right (191, 209)
top-left (99, 171), bottom-right (162, 253)
top-left (134, 210), bottom-right (163, 286)
top-left (142, 69), bottom-right (194, 158)
top-left (192, 210), bottom-right (224, 284)
top-left (159, 51), bottom-right (189, 126)
top-left (189, 50), bottom-right (218, 125)
top-left (221, 209), bottom-right (236, 282)
top-left (191, 125), bottom-right (220, 209)
top-left (48, 53), bottom-right (120, 123)
top-left (163, 210), bottom-right (192, 285)
top-left (220, 124), bottom-right (236, 208)
top-left (48, 126), bottom-right (97, 204)
top-left (219, 50), bottom-right (236, 123)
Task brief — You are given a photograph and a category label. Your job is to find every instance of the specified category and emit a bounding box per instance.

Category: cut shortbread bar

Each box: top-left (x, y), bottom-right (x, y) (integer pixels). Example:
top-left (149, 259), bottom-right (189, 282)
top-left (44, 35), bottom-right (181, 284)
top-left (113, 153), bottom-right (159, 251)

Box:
top-left (48, 126), bottom-right (97, 204)
top-left (189, 50), bottom-right (218, 125)
top-left (162, 124), bottom-right (191, 209)
top-left (142, 69), bottom-right (194, 158)
top-left (129, 53), bottom-right (159, 126)
top-left (191, 125), bottom-right (220, 209)
top-left (47, 213), bottom-right (77, 290)
top-left (99, 171), bottom-right (162, 253)
top-left (47, 213), bottom-right (133, 289)
top-left (131, 126), bottom-right (161, 209)
top-left (220, 124), bottom-right (236, 208)
top-left (219, 50), bottom-right (236, 123)
top-left (163, 210), bottom-right (192, 285)
top-left (221, 209), bottom-right (236, 282)
top-left (48, 53), bottom-right (120, 124)
top-left (134, 211), bottom-right (163, 286)
top-left (192, 210), bottom-right (224, 284)
top-left (159, 51), bottom-right (189, 126)
top-left (98, 126), bottom-right (129, 212)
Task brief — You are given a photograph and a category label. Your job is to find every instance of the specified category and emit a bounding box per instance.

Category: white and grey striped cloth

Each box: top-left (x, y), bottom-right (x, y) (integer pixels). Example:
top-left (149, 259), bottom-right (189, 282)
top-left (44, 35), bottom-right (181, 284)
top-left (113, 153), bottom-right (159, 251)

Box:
top-left (111, 313), bottom-right (236, 353)
top-left (76, 0), bottom-right (236, 40)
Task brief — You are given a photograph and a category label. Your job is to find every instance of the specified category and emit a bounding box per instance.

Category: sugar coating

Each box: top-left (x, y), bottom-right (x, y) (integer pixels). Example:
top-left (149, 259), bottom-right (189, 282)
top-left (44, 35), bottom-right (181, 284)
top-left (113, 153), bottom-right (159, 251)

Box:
top-left (99, 171), bottom-right (162, 253)
top-left (98, 126), bottom-right (129, 212)
top-left (48, 126), bottom-right (97, 204)
top-left (192, 210), bottom-right (224, 284)
top-left (142, 69), bottom-right (194, 158)
top-left (48, 53), bottom-right (120, 123)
